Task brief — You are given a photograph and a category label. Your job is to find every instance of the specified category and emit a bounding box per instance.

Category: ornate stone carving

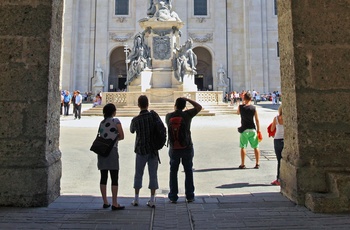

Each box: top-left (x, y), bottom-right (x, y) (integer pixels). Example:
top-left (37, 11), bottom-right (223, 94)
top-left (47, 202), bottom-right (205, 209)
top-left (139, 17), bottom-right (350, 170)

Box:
top-left (110, 32), bottom-right (133, 42)
top-left (147, 0), bottom-right (181, 22)
top-left (153, 29), bottom-right (172, 36)
top-left (126, 33), bottom-right (151, 84)
top-left (173, 38), bottom-right (197, 82)
top-left (196, 17), bottom-right (206, 23)
top-left (153, 36), bottom-right (171, 60)
top-left (116, 17), bottom-right (127, 23)
top-left (188, 33), bottom-right (213, 43)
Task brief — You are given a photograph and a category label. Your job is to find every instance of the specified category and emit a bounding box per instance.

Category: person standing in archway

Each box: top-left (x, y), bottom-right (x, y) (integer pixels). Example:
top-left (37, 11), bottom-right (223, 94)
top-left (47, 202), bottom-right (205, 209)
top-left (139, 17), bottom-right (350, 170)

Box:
top-left (97, 103), bottom-right (125, 210)
top-left (269, 105), bottom-right (284, 185)
top-left (130, 95), bottom-right (161, 208)
top-left (237, 92), bottom-right (261, 169)
top-left (166, 97), bottom-right (202, 203)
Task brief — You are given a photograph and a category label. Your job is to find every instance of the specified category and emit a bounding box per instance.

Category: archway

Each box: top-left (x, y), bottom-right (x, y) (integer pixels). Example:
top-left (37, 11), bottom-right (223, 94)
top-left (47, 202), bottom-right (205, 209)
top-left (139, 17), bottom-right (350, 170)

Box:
top-left (193, 47), bottom-right (213, 91)
top-left (109, 47), bottom-right (127, 91)
top-left (1, 1), bottom-right (350, 213)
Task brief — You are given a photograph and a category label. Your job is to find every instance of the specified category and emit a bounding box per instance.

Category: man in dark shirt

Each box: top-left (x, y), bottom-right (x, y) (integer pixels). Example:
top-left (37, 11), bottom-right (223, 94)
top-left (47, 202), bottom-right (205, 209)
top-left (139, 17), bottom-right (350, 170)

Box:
top-left (130, 95), bottom-right (162, 208)
top-left (165, 97), bottom-right (202, 203)
top-left (237, 92), bottom-right (261, 169)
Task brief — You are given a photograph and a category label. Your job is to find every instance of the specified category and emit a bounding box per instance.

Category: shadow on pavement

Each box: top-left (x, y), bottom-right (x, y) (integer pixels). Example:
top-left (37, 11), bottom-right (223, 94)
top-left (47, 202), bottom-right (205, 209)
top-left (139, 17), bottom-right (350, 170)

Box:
top-left (216, 182), bottom-right (272, 189)
top-left (193, 167), bottom-right (243, 172)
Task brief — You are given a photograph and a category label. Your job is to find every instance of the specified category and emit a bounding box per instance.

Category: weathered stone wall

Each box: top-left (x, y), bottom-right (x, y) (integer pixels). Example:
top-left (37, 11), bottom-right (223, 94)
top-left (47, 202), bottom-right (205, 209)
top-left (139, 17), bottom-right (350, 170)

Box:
top-left (0, 0), bottom-right (63, 207)
top-left (278, 1), bottom-right (350, 212)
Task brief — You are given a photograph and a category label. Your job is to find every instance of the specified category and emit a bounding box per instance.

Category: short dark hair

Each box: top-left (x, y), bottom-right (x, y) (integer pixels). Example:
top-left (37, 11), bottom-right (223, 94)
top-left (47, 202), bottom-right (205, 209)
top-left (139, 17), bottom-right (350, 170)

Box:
top-left (175, 97), bottom-right (186, 110)
top-left (244, 92), bottom-right (252, 101)
top-left (138, 95), bottom-right (149, 109)
top-left (103, 103), bottom-right (116, 119)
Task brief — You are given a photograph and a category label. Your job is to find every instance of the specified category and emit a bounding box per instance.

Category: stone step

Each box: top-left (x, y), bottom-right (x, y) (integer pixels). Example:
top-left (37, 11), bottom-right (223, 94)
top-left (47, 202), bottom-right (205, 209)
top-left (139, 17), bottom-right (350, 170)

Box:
top-left (82, 103), bottom-right (235, 117)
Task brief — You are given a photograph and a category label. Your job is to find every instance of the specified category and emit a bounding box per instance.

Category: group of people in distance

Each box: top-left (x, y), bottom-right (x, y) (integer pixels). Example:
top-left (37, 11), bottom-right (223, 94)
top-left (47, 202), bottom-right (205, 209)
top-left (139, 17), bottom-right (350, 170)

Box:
top-left (61, 90), bottom-right (83, 120)
top-left (94, 92), bottom-right (283, 210)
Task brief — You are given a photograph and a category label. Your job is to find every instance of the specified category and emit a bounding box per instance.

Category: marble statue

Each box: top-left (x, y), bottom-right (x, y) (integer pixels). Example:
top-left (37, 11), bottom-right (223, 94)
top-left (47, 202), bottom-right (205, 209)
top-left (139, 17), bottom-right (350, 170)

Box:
top-left (125, 33), bottom-right (151, 85)
top-left (174, 38), bottom-right (197, 82)
top-left (217, 64), bottom-right (227, 87)
top-left (145, 0), bottom-right (181, 22)
top-left (94, 63), bottom-right (104, 86)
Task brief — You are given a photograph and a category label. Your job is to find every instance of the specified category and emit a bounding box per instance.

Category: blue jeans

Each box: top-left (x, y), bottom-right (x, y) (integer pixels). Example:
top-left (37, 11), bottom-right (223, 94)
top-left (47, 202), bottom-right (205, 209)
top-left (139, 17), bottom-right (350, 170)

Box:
top-left (274, 139), bottom-right (284, 180)
top-left (168, 147), bottom-right (194, 201)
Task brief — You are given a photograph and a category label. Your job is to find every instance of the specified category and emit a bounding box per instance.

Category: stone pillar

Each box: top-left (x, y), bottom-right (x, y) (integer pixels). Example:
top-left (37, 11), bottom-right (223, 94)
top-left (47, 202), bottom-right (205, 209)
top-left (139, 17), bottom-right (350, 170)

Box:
top-left (0, 1), bottom-right (63, 206)
top-left (278, 1), bottom-right (350, 212)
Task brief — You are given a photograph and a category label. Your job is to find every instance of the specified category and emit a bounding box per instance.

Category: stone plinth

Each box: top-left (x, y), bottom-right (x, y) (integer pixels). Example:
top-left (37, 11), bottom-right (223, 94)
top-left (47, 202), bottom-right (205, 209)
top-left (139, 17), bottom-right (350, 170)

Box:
top-left (217, 86), bottom-right (228, 102)
top-left (151, 68), bottom-right (174, 88)
top-left (181, 73), bottom-right (198, 91)
top-left (139, 20), bottom-right (188, 89)
top-left (278, 0), bottom-right (350, 213)
top-left (128, 69), bottom-right (152, 92)
top-left (93, 85), bottom-right (104, 96)
top-left (147, 88), bottom-right (177, 103)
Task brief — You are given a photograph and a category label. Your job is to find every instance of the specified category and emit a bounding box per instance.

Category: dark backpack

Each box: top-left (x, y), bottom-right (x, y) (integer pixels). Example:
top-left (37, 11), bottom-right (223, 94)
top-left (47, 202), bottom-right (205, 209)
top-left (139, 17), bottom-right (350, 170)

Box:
top-left (150, 110), bottom-right (167, 150)
top-left (168, 114), bottom-right (190, 150)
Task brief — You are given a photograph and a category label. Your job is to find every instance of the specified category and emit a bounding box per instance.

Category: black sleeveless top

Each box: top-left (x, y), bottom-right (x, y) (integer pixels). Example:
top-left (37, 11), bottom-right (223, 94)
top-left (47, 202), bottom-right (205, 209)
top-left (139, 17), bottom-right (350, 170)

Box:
top-left (239, 104), bottom-right (256, 131)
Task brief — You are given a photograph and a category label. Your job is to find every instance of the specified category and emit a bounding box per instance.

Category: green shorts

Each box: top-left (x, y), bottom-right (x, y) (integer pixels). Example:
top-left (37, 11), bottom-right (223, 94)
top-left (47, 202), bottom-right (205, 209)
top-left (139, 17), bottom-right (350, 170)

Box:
top-left (240, 129), bottom-right (259, 149)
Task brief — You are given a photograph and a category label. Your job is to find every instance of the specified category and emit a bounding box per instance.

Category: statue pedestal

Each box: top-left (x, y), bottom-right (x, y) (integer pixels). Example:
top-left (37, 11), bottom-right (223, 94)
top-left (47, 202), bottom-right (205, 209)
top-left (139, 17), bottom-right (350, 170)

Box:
top-left (140, 20), bottom-right (187, 90)
top-left (217, 86), bottom-right (227, 102)
top-left (126, 17), bottom-right (198, 102)
top-left (182, 73), bottom-right (198, 91)
top-left (128, 69), bottom-right (152, 92)
top-left (93, 85), bottom-right (104, 96)
top-left (151, 68), bottom-right (173, 88)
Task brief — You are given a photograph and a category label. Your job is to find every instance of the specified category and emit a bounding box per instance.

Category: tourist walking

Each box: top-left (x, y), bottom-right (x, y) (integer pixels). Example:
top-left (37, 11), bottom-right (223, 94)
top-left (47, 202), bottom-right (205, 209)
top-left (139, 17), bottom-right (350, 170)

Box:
top-left (269, 105), bottom-right (284, 185)
top-left (237, 92), bottom-right (261, 169)
top-left (130, 95), bottom-right (163, 208)
top-left (96, 103), bottom-right (125, 210)
top-left (166, 97), bottom-right (202, 203)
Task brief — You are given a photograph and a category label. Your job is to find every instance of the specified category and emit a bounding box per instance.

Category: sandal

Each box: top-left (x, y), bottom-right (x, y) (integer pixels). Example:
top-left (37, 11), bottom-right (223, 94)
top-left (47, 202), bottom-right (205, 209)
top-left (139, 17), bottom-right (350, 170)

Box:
top-left (254, 164), bottom-right (260, 169)
top-left (238, 165), bottom-right (246, 169)
top-left (103, 203), bottom-right (111, 209)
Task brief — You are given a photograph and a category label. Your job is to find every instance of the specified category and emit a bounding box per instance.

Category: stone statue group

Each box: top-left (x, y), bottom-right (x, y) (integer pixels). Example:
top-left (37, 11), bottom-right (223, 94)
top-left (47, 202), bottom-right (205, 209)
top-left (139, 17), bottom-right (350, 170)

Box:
top-left (125, 0), bottom-right (197, 85)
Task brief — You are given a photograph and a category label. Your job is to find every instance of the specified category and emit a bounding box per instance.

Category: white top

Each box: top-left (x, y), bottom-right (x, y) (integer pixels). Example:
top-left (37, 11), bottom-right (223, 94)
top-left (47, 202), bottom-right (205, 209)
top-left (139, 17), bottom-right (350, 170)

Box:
top-left (274, 116), bottom-right (284, 139)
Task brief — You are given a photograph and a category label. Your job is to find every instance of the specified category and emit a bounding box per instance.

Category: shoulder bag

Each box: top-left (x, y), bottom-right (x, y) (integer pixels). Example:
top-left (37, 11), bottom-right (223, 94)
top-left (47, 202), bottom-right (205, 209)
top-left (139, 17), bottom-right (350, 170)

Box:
top-left (90, 126), bottom-right (118, 157)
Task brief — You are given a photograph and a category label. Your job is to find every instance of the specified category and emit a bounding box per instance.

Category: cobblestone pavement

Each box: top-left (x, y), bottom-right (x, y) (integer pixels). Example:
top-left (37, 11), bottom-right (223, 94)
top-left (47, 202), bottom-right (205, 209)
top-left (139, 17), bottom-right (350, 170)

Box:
top-left (1, 102), bottom-right (349, 229)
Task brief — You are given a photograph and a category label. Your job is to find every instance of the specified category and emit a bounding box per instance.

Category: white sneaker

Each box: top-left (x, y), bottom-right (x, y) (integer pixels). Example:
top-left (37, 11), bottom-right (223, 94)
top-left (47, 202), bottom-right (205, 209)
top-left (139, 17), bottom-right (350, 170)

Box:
top-left (131, 200), bottom-right (138, 206)
top-left (147, 200), bottom-right (155, 208)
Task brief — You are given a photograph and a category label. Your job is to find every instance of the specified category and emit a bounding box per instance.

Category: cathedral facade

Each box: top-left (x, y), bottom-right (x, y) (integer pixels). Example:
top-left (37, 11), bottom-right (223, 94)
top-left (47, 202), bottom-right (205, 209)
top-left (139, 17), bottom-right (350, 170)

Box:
top-left (60, 0), bottom-right (280, 95)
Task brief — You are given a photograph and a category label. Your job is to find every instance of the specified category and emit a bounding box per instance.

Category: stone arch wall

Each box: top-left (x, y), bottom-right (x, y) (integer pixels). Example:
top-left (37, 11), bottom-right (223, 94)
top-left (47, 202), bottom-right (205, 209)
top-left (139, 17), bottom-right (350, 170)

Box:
top-left (278, 1), bottom-right (350, 213)
top-left (0, 1), bottom-right (63, 206)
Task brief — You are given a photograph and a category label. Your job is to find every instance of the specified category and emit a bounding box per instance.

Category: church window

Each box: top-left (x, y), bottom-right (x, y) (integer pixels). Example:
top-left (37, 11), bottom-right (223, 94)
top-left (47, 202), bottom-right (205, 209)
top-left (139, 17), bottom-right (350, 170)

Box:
top-left (115, 0), bottom-right (129, 15)
top-left (194, 0), bottom-right (207, 16)
top-left (274, 0), bottom-right (278, 15)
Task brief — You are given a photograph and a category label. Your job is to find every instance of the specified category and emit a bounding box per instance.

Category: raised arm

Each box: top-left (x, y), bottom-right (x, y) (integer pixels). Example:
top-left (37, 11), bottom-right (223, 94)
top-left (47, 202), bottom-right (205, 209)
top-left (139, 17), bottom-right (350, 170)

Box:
top-left (183, 97), bottom-right (202, 113)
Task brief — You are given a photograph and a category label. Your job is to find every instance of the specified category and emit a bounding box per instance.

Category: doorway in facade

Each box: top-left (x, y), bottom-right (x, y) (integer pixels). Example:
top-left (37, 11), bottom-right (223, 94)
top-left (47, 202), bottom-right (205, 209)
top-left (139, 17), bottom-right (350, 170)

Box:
top-left (109, 47), bottom-right (127, 92)
top-left (193, 47), bottom-right (213, 91)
